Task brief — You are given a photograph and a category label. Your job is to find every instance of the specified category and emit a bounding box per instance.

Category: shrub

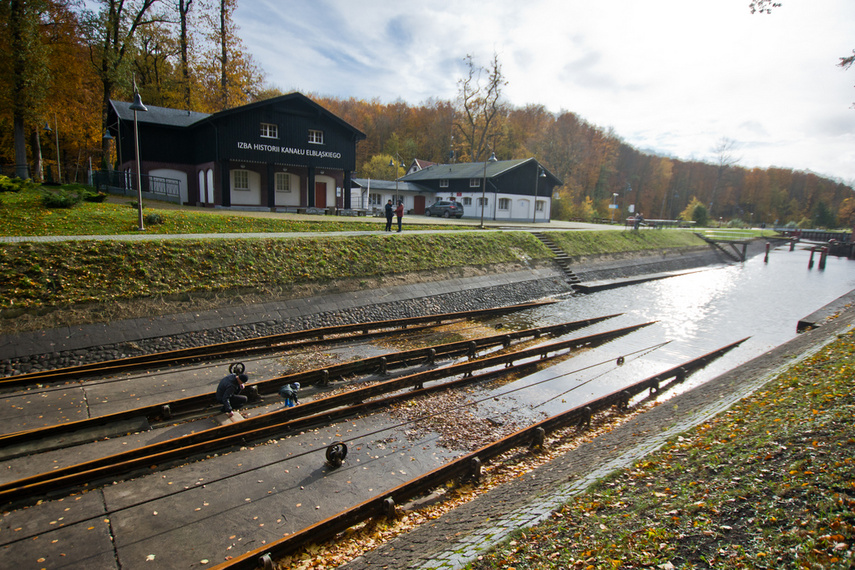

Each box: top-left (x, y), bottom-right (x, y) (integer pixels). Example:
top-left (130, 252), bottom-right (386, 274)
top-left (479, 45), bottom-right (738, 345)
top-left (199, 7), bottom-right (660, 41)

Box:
top-left (41, 189), bottom-right (83, 209)
top-left (82, 190), bottom-right (108, 203)
top-left (144, 212), bottom-right (164, 225)
top-left (0, 175), bottom-right (38, 193)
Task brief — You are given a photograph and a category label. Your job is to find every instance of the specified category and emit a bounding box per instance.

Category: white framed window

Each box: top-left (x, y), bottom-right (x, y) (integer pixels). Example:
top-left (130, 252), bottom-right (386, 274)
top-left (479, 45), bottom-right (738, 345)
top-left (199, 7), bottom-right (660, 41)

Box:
top-left (260, 123), bottom-right (278, 138)
top-left (536, 200), bottom-right (545, 211)
top-left (463, 197), bottom-right (472, 206)
top-left (275, 172), bottom-right (291, 192)
top-left (308, 129), bottom-right (324, 144)
top-left (234, 170), bottom-right (249, 191)
top-left (469, 178), bottom-right (480, 188)
top-left (439, 179), bottom-right (449, 188)
top-left (369, 193), bottom-right (383, 206)
top-left (498, 198), bottom-right (510, 210)
top-left (477, 197), bottom-right (488, 207)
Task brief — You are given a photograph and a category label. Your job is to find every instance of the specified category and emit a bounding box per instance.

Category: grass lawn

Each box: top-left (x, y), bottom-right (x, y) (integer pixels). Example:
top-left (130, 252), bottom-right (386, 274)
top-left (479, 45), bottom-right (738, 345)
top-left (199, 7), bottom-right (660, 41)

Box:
top-left (468, 330), bottom-right (855, 570)
top-left (0, 184), bottom-right (452, 236)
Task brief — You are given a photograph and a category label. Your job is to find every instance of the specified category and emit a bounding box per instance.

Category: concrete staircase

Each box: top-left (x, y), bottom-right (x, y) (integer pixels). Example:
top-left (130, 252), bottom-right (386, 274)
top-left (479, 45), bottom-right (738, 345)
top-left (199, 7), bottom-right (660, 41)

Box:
top-left (531, 232), bottom-right (581, 285)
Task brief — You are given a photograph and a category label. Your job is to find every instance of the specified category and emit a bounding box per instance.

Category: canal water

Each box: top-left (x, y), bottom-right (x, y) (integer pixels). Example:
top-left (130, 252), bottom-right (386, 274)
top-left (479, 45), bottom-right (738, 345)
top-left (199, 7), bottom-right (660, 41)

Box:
top-left (479, 243), bottom-right (855, 418)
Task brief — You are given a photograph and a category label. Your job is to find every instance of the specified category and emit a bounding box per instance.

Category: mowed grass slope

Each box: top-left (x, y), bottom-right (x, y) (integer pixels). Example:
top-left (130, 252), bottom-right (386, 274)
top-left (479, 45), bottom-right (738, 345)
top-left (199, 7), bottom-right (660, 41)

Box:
top-left (0, 185), bottom-right (708, 312)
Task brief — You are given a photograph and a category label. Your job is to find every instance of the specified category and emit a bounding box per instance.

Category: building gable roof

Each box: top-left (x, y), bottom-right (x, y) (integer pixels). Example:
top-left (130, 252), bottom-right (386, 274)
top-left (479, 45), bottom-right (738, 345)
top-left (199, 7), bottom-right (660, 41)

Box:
top-left (109, 92), bottom-right (366, 140)
top-left (206, 92), bottom-right (366, 140)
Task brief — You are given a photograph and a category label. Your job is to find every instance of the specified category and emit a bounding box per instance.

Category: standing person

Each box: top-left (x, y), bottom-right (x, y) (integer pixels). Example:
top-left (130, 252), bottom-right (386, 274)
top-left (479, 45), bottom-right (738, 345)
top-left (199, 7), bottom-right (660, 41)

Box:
top-left (216, 373), bottom-right (249, 417)
top-left (395, 200), bottom-right (404, 232)
top-left (384, 199), bottom-right (394, 231)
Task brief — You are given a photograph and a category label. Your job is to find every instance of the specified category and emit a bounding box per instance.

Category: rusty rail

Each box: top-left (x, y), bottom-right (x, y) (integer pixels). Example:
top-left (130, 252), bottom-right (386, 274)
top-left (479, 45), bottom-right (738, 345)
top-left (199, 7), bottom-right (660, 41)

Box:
top-left (0, 314), bottom-right (619, 459)
top-left (0, 301), bottom-right (555, 389)
top-left (212, 336), bottom-right (748, 570)
top-left (0, 322), bottom-right (651, 507)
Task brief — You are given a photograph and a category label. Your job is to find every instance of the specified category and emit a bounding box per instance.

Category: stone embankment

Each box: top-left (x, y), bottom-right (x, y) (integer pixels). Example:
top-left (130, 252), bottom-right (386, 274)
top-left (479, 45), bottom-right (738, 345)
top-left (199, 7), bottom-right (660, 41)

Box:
top-left (0, 241), bottom-right (767, 376)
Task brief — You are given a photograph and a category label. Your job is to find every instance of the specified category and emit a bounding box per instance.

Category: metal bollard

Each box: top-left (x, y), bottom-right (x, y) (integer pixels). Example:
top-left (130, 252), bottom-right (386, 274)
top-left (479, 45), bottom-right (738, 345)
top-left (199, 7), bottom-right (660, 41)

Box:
top-left (468, 341), bottom-right (477, 359)
top-left (383, 497), bottom-right (396, 518)
top-left (530, 426), bottom-right (546, 450)
top-left (468, 457), bottom-right (482, 482)
top-left (578, 406), bottom-right (592, 429)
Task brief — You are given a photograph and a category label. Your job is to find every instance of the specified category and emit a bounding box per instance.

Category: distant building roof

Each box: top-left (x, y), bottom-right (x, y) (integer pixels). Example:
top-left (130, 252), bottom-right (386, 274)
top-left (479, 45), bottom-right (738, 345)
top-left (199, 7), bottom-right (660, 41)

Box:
top-left (401, 158), bottom-right (527, 181)
top-left (352, 178), bottom-right (430, 193)
top-left (407, 158), bottom-right (436, 174)
top-left (401, 157), bottom-right (562, 187)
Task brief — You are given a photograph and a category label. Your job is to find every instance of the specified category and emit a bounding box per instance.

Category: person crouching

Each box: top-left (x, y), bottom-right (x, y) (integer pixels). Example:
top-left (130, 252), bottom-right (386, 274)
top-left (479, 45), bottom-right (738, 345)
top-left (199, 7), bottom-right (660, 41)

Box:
top-left (216, 373), bottom-right (249, 417)
top-left (279, 382), bottom-right (300, 407)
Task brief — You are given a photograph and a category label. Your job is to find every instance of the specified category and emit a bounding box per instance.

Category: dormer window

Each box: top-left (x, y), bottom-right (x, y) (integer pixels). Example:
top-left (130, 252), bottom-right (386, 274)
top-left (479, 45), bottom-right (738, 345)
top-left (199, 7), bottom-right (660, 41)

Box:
top-left (439, 179), bottom-right (449, 188)
top-left (260, 123), bottom-right (278, 139)
top-left (308, 129), bottom-right (324, 144)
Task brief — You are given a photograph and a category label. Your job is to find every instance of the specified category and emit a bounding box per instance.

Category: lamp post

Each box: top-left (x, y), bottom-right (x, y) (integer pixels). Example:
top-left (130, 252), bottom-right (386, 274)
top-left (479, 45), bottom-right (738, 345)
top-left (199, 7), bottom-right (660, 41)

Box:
top-left (129, 92), bottom-right (148, 231)
top-left (532, 165), bottom-right (546, 224)
top-left (388, 152), bottom-right (404, 204)
top-left (610, 192), bottom-right (619, 223)
top-left (480, 151), bottom-right (497, 228)
top-left (102, 131), bottom-right (114, 170)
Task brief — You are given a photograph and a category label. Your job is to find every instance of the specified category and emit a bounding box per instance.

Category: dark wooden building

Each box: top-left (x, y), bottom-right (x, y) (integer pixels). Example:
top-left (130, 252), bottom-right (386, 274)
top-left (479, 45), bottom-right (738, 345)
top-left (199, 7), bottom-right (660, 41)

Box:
top-left (106, 93), bottom-right (366, 211)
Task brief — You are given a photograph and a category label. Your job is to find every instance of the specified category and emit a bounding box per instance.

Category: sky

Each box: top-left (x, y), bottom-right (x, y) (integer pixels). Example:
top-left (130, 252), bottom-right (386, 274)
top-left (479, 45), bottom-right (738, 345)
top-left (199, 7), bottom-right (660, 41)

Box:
top-left (234, 0), bottom-right (855, 184)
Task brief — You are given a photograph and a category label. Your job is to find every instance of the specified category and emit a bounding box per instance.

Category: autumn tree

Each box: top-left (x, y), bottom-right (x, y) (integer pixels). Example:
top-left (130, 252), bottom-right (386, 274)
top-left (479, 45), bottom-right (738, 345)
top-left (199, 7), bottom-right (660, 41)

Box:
top-left (1, 0), bottom-right (50, 178)
top-left (680, 197), bottom-right (710, 226)
top-left (748, 1), bottom-right (781, 15)
top-left (133, 21), bottom-right (181, 106)
top-left (360, 154), bottom-right (399, 181)
top-left (194, 0), bottom-right (262, 111)
top-left (453, 53), bottom-right (507, 162)
top-left (80, 0), bottom-right (163, 161)
top-left (177, 0), bottom-right (193, 108)
top-left (708, 137), bottom-right (740, 216)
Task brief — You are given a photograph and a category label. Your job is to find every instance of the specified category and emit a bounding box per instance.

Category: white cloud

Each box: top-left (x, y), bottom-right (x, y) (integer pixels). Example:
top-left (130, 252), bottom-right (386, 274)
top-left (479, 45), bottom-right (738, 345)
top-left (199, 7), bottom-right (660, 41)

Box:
top-left (235, 0), bottom-right (855, 182)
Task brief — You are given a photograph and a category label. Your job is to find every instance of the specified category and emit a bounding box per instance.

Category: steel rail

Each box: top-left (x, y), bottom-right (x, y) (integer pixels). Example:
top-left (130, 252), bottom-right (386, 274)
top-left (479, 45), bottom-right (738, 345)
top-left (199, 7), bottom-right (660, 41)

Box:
top-left (0, 301), bottom-right (556, 389)
top-left (0, 322), bottom-right (652, 508)
top-left (0, 314), bottom-right (619, 459)
top-left (211, 336), bottom-right (749, 570)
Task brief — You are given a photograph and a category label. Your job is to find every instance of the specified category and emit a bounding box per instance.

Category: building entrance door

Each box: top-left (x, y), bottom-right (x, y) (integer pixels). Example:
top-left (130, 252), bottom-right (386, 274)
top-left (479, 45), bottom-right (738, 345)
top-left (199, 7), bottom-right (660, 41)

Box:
top-left (315, 182), bottom-right (326, 208)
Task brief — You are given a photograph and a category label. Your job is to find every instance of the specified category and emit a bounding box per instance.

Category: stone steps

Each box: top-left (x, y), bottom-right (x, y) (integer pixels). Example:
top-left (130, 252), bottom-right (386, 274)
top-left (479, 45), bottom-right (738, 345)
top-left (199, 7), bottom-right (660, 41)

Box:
top-left (531, 232), bottom-right (581, 285)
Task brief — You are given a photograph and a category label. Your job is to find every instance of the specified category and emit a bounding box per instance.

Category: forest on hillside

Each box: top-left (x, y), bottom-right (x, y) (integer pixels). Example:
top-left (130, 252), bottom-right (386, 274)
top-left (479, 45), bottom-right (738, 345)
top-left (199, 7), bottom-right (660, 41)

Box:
top-left (1, 1), bottom-right (853, 228)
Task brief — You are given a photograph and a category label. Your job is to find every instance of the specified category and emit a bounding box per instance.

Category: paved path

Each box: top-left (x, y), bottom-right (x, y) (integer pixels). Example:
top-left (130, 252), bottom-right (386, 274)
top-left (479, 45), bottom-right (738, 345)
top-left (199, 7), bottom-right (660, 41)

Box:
top-left (0, 214), bottom-right (617, 244)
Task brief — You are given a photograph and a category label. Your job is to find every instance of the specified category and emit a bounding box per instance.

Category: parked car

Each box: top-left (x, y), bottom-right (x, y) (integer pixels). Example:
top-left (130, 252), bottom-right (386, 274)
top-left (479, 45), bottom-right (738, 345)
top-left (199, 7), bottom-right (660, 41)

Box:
top-left (424, 201), bottom-right (464, 218)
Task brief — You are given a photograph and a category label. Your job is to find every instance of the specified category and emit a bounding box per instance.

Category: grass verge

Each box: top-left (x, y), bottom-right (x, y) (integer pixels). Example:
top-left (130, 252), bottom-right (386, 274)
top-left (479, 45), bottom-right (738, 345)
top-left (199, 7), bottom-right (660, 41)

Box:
top-left (1, 184), bottom-right (710, 315)
top-left (0, 186), bottom-right (454, 236)
top-left (468, 330), bottom-right (855, 569)
top-left (0, 233), bottom-right (550, 311)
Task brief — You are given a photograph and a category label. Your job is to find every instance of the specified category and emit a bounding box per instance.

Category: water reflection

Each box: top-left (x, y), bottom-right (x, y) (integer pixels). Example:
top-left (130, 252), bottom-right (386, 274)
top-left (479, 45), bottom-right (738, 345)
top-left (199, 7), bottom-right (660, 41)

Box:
top-left (480, 245), bottom-right (855, 417)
